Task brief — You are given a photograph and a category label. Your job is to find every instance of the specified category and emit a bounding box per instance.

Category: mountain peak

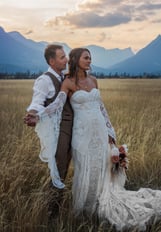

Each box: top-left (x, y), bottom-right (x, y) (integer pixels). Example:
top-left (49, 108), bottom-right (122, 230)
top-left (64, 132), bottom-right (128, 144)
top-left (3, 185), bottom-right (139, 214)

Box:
top-left (0, 26), bottom-right (5, 33)
top-left (107, 34), bottom-right (161, 75)
top-left (139, 34), bottom-right (161, 55)
top-left (155, 34), bottom-right (161, 41)
top-left (9, 31), bottom-right (26, 40)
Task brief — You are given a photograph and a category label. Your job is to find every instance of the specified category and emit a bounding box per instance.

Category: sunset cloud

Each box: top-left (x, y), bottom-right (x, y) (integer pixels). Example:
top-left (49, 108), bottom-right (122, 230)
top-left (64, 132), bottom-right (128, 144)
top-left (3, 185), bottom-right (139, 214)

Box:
top-left (137, 3), bottom-right (161, 11)
top-left (46, 0), bottom-right (161, 29)
top-left (48, 12), bottom-right (131, 28)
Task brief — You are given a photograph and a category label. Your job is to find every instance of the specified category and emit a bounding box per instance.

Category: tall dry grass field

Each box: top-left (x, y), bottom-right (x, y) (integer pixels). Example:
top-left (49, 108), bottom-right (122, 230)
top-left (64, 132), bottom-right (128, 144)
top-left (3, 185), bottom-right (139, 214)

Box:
top-left (0, 79), bottom-right (161, 232)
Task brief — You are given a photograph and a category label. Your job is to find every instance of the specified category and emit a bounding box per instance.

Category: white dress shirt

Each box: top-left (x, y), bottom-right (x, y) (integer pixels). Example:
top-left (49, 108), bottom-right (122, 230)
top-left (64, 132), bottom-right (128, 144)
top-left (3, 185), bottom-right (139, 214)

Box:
top-left (27, 67), bottom-right (63, 112)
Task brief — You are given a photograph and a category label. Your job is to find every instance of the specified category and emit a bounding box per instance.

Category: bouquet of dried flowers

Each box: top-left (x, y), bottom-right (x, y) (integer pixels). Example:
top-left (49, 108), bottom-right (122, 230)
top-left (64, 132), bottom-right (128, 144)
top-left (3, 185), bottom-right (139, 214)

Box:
top-left (111, 144), bottom-right (129, 173)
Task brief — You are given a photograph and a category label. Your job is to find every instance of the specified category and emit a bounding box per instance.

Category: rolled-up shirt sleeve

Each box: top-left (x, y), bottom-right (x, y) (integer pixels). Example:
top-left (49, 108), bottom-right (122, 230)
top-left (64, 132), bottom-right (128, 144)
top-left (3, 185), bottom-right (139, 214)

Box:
top-left (27, 75), bottom-right (56, 112)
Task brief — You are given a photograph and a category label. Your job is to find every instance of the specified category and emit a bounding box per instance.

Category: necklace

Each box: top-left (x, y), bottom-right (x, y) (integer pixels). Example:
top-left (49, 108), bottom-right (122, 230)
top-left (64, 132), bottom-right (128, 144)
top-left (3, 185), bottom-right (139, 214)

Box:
top-left (78, 77), bottom-right (89, 90)
top-left (78, 82), bottom-right (88, 90)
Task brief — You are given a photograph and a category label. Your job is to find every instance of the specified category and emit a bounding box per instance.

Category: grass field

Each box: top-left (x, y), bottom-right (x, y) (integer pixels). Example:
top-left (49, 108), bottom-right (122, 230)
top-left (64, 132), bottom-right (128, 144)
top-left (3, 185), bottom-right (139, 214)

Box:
top-left (0, 79), bottom-right (161, 232)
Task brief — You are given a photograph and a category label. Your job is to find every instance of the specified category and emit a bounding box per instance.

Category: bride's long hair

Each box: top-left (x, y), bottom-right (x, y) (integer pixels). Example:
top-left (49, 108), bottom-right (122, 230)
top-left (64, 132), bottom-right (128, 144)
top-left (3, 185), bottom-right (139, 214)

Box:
top-left (67, 47), bottom-right (91, 85)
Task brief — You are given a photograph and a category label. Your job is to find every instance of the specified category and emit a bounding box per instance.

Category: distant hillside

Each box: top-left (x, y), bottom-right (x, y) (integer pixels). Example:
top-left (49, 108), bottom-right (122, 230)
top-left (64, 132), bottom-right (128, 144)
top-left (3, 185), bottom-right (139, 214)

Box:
top-left (107, 35), bottom-right (161, 75)
top-left (86, 45), bottom-right (134, 68)
top-left (0, 27), bottom-right (48, 73)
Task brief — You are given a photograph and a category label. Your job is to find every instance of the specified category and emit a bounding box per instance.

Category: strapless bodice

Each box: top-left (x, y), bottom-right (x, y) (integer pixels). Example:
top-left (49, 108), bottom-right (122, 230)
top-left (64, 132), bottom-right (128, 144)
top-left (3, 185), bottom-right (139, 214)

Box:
top-left (70, 88), bottom-right (101, 114)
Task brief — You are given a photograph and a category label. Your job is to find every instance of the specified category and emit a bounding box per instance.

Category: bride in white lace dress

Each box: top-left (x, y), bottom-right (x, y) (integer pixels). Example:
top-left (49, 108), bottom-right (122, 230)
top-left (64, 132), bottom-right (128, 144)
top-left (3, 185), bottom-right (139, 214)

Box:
top-left (27, 48), bottom-right (161, 231)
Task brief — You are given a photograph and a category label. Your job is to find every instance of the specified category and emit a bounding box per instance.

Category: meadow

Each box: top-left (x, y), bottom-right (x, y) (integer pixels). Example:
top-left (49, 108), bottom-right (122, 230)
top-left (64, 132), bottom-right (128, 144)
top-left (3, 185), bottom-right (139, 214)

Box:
top-left (0, 79), bottom-right (161, 232)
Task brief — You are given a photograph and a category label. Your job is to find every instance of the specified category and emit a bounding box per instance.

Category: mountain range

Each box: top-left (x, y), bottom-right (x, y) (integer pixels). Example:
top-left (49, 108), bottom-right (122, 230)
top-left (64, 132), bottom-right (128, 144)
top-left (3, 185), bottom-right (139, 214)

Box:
top-left (107, 35), bottom-right (161, 76)
top-left (0, 26), bottom-right (161, 76)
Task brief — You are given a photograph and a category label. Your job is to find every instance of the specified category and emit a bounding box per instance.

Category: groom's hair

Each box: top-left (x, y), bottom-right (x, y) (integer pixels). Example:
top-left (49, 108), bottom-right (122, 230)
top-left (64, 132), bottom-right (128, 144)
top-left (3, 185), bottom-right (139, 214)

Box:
top-left (44, 44), bottom-right (63, 65)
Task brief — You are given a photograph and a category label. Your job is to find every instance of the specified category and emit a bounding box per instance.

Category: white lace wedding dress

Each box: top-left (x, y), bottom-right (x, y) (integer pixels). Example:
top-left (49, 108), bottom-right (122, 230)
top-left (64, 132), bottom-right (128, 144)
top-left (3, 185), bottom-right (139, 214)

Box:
top-left (35, 88), bottom-right (161, 231)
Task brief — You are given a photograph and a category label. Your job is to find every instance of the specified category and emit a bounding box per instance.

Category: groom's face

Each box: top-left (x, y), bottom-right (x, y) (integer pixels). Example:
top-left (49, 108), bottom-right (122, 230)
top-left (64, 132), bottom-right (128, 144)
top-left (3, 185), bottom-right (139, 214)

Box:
top-left (50, 48), bottom-right (68, 73)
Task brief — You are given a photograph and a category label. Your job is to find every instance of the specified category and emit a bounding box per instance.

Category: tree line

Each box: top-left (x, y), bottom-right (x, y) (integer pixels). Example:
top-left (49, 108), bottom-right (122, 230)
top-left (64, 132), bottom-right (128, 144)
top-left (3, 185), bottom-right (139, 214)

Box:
top-left (0, 71), bottom-right (161, 79)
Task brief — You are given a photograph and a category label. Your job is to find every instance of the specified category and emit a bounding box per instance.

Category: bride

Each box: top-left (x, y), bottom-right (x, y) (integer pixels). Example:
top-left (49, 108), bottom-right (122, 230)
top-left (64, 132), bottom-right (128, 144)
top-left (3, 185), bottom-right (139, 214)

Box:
top-left (27, 47), bottom-right (161, 231)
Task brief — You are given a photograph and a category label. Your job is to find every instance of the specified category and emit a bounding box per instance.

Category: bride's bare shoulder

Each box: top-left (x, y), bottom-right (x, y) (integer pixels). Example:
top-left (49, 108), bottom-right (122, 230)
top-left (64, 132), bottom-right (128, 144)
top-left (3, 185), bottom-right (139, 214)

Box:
top-left (64, 75), bottom-right (75, 85)
top-left (88, 74), bottom-right (98, 86)
top-left (87, 73), bottom-right (96, 80)
top-left (62, 75), bottom-right (76, 93)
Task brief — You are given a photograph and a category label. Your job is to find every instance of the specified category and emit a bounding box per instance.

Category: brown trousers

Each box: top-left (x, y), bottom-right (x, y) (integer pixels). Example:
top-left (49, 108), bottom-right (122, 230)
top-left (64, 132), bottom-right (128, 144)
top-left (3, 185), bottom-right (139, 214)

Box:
top-left (55, 120), bottom-right (73, 181)
top-left (47, 120), bottom-right (73, 219)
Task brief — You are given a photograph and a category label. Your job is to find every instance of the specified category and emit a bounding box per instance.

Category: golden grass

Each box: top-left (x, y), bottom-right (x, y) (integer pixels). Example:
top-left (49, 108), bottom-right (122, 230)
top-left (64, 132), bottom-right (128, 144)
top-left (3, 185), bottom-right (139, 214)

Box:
top-left (0, 79), bottom-right (161, 232)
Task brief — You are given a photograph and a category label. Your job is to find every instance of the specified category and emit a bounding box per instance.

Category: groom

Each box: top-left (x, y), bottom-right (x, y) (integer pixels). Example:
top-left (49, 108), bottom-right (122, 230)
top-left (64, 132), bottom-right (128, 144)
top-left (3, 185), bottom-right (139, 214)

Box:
top-left (24, 44), bottom-right (73, 217)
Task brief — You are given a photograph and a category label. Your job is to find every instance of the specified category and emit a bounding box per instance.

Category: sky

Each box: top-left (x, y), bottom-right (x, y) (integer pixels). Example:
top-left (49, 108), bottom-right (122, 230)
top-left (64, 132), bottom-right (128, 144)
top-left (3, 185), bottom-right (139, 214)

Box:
top-left (0, 0), bottom-right (161, 53)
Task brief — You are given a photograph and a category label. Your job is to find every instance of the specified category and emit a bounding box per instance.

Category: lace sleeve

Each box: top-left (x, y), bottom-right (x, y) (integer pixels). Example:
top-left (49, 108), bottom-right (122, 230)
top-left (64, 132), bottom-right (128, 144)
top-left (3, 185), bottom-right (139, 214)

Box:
top-left (37, 91), bottom-right (67, 119)
top-left (100, 100), bottom-right (116, 141)
top-left (35, 91), bottom-right (67, 189)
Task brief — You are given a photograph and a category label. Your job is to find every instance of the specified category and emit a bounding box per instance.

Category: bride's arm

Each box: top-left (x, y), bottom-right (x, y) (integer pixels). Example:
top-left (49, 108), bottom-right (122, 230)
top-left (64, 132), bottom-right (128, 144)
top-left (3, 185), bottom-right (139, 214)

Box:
top-left (38, 79), bottom-right (70, 117)
top-left (92, 77), bottom-right (116, 143)
top-left (99, 100), bottom-right (120, 163)
top-left (38, 79), bottom-right (71, 118)
top-left (26, 80), bottom-right (70, 124)
top-left (99, 100), bottom-right (116, 142)
top-left (37, 91), bottom-right (67, 119)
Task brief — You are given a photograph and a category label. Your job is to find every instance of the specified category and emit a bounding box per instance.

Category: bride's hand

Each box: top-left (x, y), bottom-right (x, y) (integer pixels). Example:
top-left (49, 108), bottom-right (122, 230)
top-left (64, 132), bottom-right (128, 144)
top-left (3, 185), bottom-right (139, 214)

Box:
top-left (111, 144), bottom-right (120, 163)
top-left (109, 135), bottom-right (115, 144)
top-left (111, 155), bottom-right (119, 164)
top-left (24, 113), bottom-right (39, 126)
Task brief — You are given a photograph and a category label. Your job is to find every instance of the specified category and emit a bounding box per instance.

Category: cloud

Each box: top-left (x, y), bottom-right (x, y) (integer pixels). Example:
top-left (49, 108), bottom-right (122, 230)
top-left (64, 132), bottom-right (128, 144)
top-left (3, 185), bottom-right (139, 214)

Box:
top-left (134, 14), bottom-right (147, 22)
top-left (25, 30), bottom-right (33, 35)
top-left (151, 19), bottom-right (161, 23)
top-left (47, 12), bottom-right (131, 28)
top-left (45, 0), bottom-right (161, 29)
top-left (97, 32), bottom-right (106, 42)
top-left (137, 3), bottom-right (161, 11)
top-left (79, 0), bottom-right (123, 10)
